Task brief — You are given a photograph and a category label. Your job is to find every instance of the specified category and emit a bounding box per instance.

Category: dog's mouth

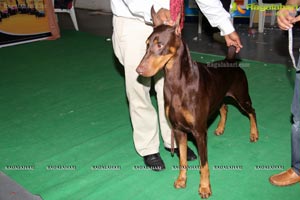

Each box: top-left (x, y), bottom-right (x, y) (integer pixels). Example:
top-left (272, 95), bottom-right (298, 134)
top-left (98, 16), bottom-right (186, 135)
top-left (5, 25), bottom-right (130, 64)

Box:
top-left (136, 65), bottom-right (158, 77)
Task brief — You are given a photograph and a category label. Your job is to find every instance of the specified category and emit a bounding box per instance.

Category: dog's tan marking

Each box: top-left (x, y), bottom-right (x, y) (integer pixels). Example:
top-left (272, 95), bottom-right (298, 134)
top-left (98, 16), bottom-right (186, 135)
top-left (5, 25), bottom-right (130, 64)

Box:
top-left (249, 113), bottom-right (259, 142)
top-left (215, 104), bottom-right (228, 135)
top-left (165, 106), bottom-right (170, 119)
top-left (165, 57), bottom-right (174, 70)
top-left (174, 132), bottom-right (188, 189)
top-left (182, 109), bottom-right (195, 125)
top-left (144, 56), bottom-right (160, 76)
top-left (153, 54), bottom-right (173, 70)
top-left (140, 54), bottom-right (173, 77)
top-left (169, 46), bottom-right (176, 54)
top-left (199, 162), bottom-right (212, 198)
top-left (164, 47), bottom-right (177, 70)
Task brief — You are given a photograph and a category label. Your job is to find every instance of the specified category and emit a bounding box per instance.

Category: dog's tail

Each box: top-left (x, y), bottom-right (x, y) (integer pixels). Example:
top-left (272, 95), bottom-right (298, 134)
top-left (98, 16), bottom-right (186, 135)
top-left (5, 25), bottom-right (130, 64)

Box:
top-left (225, 46), bottom-right (236, 62)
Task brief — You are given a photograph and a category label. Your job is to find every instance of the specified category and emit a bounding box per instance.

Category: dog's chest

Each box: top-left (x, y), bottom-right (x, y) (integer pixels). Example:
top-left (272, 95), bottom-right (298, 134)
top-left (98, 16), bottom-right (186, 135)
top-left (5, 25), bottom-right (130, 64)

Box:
top-left (166, 94), bottom-right (196, 129)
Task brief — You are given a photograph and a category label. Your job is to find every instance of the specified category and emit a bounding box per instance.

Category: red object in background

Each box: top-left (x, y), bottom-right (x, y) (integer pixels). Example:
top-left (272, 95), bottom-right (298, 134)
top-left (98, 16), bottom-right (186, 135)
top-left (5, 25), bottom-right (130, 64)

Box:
top-left (170, 0), bottom-right (184, 29)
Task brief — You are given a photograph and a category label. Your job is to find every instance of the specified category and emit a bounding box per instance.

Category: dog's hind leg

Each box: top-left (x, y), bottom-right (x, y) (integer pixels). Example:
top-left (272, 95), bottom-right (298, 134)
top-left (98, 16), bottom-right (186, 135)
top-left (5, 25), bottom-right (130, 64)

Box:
top-left (193, 128), bottom-right (212, 198)
top-left (174, 130), bottom-right (188, 189)
top-left (233, 91), bottom-right (259, 142)
top-left (230, 72), bottom-right (259, 142)
top-left (240, 100), bottom-right (259, 142)
top-left (215, 104), bottom-right (228, 136)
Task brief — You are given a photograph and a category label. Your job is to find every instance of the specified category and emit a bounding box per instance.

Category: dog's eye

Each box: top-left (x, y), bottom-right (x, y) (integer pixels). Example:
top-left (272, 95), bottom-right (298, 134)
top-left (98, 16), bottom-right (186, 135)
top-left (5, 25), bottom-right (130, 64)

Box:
top-left (157, 42), bottom-right (163, 49)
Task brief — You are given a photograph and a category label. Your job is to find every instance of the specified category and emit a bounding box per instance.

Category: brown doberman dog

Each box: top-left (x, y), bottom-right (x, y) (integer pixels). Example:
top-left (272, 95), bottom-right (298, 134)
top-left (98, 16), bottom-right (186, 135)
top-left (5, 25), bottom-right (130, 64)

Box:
top-left (136, 7), bottom-right (259, 199)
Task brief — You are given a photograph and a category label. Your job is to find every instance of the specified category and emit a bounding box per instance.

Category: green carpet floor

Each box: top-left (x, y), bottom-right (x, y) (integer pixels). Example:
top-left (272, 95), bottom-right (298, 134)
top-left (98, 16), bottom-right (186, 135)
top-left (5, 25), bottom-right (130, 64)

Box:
top-left (0, 30), bottom-right (299, 200)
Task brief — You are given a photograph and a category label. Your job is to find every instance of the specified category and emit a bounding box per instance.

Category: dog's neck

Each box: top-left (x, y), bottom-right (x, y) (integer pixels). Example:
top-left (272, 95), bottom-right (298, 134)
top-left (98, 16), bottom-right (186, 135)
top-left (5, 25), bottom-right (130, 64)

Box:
top-left (164, 36), bottom-right (198, 83)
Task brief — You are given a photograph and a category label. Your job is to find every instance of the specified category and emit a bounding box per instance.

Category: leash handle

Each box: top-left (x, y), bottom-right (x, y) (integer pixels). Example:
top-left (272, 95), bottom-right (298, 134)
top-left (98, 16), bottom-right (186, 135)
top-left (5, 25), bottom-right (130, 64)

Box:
top-left (288, 9), bottom-right (300, 72)
top-left (288, 28), bottom-right (300, 72)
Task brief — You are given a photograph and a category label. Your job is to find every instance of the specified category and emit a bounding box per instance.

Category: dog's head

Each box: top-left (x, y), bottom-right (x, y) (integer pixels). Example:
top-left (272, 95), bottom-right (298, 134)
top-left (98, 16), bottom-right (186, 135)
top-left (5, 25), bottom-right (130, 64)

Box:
top-left (136, 7), bottom-right (181, 77)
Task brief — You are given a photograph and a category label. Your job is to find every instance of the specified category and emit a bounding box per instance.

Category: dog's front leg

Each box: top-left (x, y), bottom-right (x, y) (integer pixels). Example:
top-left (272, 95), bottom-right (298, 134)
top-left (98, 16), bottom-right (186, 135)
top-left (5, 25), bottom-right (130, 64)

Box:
top-left (174, 130), bottom-right (187, 189)
top-left (199, 161), bottom-right (211, 199)
top-left (194, 129), bottom-right (212, 199)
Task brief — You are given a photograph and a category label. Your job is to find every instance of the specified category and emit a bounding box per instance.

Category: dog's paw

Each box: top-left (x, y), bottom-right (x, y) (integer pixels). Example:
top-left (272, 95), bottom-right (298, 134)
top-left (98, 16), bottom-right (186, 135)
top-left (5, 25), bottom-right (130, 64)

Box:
top-left (250, 132), bottom-right (259, 142)
top-left (174, 177), bottom-right (186, 189)
top-left (199, 185), bottom-right (212, 199)
top-left (214, 128), bottom-right (224, 136)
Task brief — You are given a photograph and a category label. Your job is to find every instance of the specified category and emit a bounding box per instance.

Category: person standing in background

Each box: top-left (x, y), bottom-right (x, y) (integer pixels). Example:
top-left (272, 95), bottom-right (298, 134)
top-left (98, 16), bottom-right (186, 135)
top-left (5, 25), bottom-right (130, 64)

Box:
top-left (269, 0), bottom-right (300, 185)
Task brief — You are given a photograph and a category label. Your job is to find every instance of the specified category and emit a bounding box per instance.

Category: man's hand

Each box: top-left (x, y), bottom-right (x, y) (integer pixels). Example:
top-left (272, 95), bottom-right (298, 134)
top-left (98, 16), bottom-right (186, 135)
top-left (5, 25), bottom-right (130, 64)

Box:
top-left (224, 31), bottom-right (243, 53)
top-left (276, 7), bottom-right (300, 30)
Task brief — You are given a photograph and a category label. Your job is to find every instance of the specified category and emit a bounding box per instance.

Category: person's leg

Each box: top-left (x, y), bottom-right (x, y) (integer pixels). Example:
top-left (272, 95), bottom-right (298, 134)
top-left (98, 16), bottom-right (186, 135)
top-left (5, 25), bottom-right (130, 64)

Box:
top-left (269, 71), bottom-right (300, 186)
top-left (112, 16), bottom-right (160, 157)
top-left (291, 71), bottom-right (300, 174)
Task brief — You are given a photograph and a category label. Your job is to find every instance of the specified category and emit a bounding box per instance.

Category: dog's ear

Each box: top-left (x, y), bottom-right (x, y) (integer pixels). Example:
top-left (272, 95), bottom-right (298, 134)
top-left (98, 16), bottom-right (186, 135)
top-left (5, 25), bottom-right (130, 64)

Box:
top-left (151, 6), bottom-right (163, 27)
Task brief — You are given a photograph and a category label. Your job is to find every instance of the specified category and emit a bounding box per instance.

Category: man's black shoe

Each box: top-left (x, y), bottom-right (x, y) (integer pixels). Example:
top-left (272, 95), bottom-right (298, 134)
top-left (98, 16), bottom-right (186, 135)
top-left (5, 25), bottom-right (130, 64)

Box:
top-left (143, 153), bottom-right (165, 171)
top-left (165, 146), bottom-right (197, 161)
